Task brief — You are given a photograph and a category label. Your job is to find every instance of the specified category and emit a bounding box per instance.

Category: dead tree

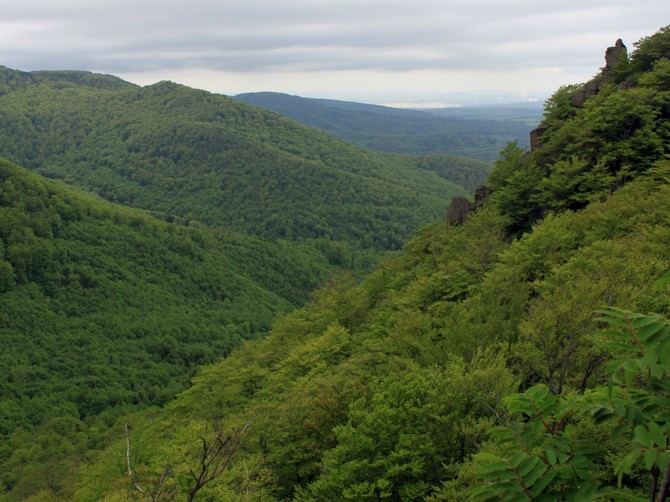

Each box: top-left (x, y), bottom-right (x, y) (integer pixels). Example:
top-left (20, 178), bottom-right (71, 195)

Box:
top-left (186, 420), bottom-right (251, 502)
top-left (125, 420), bottom-right (250, 501)
top-left (125, 423), bottom-right (171, 502)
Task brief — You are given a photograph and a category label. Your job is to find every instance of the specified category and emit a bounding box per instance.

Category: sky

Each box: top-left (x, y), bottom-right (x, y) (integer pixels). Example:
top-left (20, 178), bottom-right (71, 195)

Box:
top-left (1, 0), bottom-right (668, 106)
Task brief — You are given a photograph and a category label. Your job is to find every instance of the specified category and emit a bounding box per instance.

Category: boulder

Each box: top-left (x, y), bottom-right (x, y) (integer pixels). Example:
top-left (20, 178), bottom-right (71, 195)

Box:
top-left (473, 185), bottom-right (491, 209)
top-left (446, 197), bottom-right (472, 225)
top-left (605, 39), bottom-right (627, 72)
top-left (529, 126), bottom-right (547, 150)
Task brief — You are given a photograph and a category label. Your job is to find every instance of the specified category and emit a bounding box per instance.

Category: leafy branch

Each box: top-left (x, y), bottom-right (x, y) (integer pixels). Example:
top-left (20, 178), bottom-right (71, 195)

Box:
top-left (471, 307), bottom-right (670, 501)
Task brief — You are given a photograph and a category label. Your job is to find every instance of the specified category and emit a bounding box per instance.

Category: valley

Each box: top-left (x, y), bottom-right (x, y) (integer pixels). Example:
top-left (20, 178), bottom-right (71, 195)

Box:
top-left (0, 24), bottom-right (669, 501)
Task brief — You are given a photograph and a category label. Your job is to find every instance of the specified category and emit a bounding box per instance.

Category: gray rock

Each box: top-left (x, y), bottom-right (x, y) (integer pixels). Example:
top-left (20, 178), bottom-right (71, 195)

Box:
top-left (529, 126), bottom-right (547, 150)
top-left (571, 39), bottom-right (628, 108)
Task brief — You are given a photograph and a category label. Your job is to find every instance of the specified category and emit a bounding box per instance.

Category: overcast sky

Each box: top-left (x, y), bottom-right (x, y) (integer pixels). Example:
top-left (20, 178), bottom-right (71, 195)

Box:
top-left (1, 1), bottom-right (667, 106)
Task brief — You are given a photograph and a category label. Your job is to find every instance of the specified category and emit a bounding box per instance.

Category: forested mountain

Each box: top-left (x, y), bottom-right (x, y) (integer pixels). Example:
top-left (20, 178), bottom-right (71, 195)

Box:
top-left (235, 92), bottom-right (534, 160)
top-left (26, 26), bottom-right (667, 501)
top-left (0, 157), bottom-right (344, 491)
top-left (0, 67), bottom-right (491, 252)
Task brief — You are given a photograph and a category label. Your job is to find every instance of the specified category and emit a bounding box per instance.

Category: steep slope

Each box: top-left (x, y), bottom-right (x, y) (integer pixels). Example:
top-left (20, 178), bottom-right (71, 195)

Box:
top-left (234, 92), bottom-right (533, 160)
top-left (53, 26), bottom-right (670, 502)
top-left (65, 165), bottom-right (670, 501)
top-left (0, 69), bottom-right (473, 251)
top-left (73, 168), bottom-right (670, 501)
top-left (0, 158), bottom-right (336, 474)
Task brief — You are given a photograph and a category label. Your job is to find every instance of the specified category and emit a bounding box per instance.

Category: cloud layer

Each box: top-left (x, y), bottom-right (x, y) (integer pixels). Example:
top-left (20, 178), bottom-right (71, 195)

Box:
top-left (1, 0), bottom-right (667, 103)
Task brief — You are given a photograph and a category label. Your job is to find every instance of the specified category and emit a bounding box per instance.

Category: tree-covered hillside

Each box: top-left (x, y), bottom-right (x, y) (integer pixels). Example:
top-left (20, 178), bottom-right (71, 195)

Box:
top-left (0, 157), bottom-right (346, 498)
top-left (0, 67), bottom-right (487, 252)
top-left (43, 26), bottom-right (670, 502)
top-left (234, 92), bottom-right (533, 160)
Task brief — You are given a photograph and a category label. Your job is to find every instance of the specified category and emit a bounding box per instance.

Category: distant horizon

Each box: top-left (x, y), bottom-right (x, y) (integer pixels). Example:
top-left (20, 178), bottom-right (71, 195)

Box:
top-left (3, 1), bottom-right (666, 109)
top-left (232, 88), bottom-right (548, 108)
top-left (114, 68), bottom-right (566, 108)
top-left (6, 62), bottom-right (552, 107)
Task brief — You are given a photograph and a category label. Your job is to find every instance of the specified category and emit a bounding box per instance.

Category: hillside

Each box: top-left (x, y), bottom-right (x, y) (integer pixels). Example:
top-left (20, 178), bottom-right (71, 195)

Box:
top-left (0, 157), bottom-right (343, 496)
top-left (234, 92), bottom-right (534, 160)
top-left (0, 67), bottom-right (487, 252)
top-left (39, 26), bottom-right (670, 502)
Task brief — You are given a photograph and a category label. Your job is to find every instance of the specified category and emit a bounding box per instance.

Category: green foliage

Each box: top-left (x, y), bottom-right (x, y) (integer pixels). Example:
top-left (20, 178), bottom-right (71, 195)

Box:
top-left (396, 153), bottom-right (492, 193)
top-left (235, 92), bottom-right (534, 161)
top-left (619, 26), bottom-right (670, 78)
top-left (470, 307), bottom-right (670, 501)
top-left (301, 356), bottom-right (514, 501)
top-left (541, 84), bottom-right (582, 132)
top-left (76, 26), bottom-right (670, 501)
top-left (77, 160), bottom-right (670, 499)
top-left (0, 69), bottom-right (472, 253)
top-left (487, 27), bottom-right (670, 235)
top-left (579, 86), bottom-right (665, 180)
top-left (470, 384), bottom-right (608, 501)
top-left (0, 158), bottom-right (338, 500)
top-left (587, 308), bottom-right (670, 492)
top-left (3, 24), bottom-right (670, 502)
top-left (487, 145), bottom-right (545, 235)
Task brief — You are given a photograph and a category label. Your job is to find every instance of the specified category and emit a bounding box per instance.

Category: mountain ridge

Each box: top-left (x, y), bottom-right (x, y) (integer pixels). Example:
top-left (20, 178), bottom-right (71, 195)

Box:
top-left (0, 68), bottom-right (488, 252)
top-left (3, 25), bottom-right (669, 500)
top-left (234, 91), bottom-right (537, 159)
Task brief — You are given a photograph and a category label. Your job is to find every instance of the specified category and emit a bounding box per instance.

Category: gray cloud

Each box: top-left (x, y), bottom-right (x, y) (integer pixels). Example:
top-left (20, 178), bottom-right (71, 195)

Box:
top-left (0, 0), bottom-right (667, 101)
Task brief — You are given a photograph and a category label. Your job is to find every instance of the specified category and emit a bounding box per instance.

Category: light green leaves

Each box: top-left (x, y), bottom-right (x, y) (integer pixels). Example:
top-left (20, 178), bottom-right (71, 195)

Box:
top-left (470, 383), bottom-right (598, 501)
top-left (473, 306), bottom-right (670, 500)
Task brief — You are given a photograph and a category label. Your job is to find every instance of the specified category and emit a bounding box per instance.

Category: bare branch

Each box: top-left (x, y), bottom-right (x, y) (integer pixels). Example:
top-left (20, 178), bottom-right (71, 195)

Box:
top-left (186, 421), bottom-right (252, 502)
top-left (126, 423), bottom-right (148, 499)
top-left (473, 395), bottom-right (510, 425)
top-left (125, 423), bottom-right (171, 502)
top-left (656, 462), bottom-right (670, 502)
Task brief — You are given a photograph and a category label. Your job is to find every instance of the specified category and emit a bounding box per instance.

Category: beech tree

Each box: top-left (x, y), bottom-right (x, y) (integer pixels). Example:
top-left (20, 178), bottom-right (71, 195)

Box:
top-left (470, 307), bottom-right (670, 501)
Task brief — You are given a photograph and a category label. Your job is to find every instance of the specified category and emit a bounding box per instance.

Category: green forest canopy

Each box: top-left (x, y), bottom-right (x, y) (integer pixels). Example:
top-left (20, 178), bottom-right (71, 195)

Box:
top-left (1, 24), bottom-right (670, 502)
top-left (0, 66), bottom-right (490, 252)
top-left (0, 158), bottom-right (338, 467)
top-left (234, 91), bottom-right (536, 161)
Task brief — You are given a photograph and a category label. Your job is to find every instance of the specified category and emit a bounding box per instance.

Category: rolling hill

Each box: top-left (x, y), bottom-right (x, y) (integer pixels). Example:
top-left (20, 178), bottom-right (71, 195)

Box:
top-left (0, 63), bottom-right (496, 499)
top-left (234, 91), bottom-right (536, 160)
top-left (4, 22), bottom-right (668, 500)
top-left (0, 156), bottom-right (336, 464)
top-left (0, 67), bottom-right (490, 252)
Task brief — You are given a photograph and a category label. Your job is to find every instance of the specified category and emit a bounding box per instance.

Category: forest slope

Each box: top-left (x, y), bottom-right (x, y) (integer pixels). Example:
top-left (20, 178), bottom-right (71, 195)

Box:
top-left (0, 67), bottom-right (485, 251)
top-left (234, 92), bottom-right (534, 160)
top-left (0, 157), bottom-right (341, 499)
top-left (56, 26), bottom-right (670, 501)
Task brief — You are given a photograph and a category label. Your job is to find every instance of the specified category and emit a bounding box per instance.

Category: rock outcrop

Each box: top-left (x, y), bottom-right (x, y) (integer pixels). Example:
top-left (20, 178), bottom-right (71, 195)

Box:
top-left (452, 39), bottom-right (631, 226)
top-left (447, 197), bottom-right (472, 225)
top-left (530, 39), bottom-right (629, 151)
top-left (473, 185), bottom-right (491, 210)
top-left (570, 39), bottom-right (628, 108)
top-left (605, 39), bottom-right (628, 72)
top-left (529, 126), bottom-right (547, 151)
top-left (446, 185), bottom-right (491, 226)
